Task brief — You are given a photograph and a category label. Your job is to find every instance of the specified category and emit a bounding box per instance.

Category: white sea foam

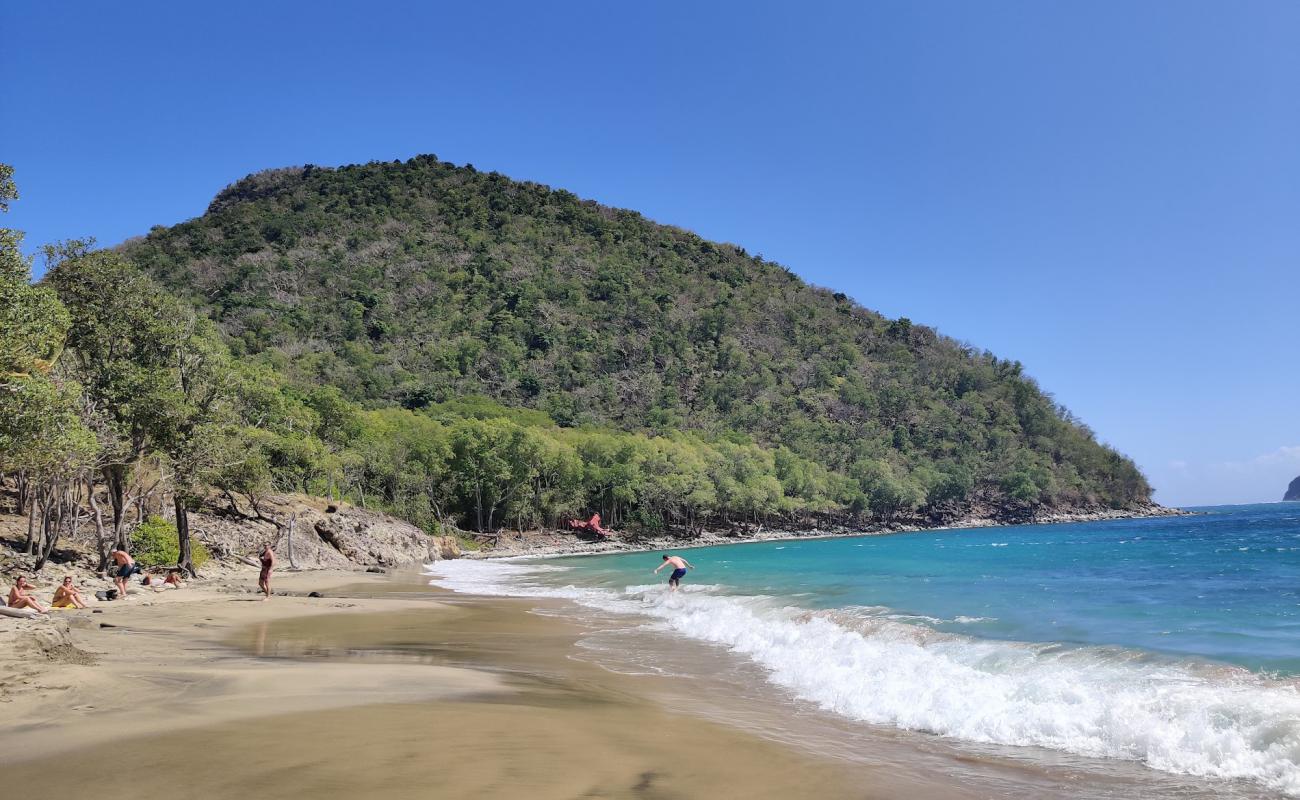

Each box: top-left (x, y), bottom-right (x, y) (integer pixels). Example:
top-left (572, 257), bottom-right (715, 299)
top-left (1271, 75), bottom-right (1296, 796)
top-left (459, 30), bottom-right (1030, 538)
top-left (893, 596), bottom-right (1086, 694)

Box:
top-left (426, 559), bottom-right (1300, 795)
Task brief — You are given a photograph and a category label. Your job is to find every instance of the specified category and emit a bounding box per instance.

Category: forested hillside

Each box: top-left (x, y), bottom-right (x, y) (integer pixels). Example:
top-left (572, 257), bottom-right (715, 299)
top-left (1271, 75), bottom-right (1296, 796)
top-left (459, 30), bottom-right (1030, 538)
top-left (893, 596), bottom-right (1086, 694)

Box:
top-left (117, 156), bottom-right (1150, 525)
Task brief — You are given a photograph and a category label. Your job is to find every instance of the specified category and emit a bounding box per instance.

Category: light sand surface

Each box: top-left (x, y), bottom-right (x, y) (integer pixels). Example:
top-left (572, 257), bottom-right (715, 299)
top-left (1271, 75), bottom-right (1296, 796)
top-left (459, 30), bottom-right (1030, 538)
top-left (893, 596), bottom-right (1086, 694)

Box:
top-left (5, 568), bottom-right (1220, 799)
top-left (0, 569), bottom-right (891, 799)
top-left (0, 571), bottom-right (500, 760)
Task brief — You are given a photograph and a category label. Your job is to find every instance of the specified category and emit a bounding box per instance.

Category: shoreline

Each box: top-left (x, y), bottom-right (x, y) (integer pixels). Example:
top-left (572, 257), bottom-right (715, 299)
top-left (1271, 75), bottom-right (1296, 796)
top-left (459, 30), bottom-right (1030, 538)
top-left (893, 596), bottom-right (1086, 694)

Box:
top-left (1, 554), bottom-right (1279, 799)
top-left (474, 503), bottom-right (1188, 559)
top-left (0, 567), bottom-right (885, 799)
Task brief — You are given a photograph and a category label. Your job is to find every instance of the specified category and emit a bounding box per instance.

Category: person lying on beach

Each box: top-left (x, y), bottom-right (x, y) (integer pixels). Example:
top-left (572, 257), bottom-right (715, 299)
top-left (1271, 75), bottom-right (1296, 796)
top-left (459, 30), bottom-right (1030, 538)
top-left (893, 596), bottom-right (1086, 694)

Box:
top-left (109, 549), bottom-right (139, 599)
top-left (51, 576), bottom-right (88, 609)
top-left (8, 576), bottom-right (49, 613)
top-left (258, 543), bottom-right (276, 600)
top-left (141, 570), bottom-right (184, 590)
top-left (653, 554), bottom-right (695, 593)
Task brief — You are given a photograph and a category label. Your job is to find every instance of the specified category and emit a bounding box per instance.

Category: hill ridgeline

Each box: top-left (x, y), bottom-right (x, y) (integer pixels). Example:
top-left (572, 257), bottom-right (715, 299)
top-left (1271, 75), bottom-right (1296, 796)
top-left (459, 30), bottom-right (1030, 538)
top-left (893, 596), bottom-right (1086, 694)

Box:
top-left (120, 155), bottom-right (1155, 529)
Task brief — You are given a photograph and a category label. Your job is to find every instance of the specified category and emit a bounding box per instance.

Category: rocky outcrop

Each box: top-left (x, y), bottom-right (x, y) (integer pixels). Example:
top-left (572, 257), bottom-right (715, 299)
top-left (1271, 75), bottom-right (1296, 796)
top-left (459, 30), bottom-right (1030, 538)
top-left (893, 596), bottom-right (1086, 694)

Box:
top-left (193, 494), bottom-right (459, 569)
top-left (1286, 476), bottom-right (1300, 502)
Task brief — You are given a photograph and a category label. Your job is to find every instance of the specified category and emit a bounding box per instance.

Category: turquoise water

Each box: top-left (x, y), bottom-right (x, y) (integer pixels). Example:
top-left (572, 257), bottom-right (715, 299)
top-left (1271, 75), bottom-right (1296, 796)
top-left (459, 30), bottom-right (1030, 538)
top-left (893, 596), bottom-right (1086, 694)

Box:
top-left (430, 503), bottom-right (1300, 795)
top-left (554, 503), bottom-right (1300, 674)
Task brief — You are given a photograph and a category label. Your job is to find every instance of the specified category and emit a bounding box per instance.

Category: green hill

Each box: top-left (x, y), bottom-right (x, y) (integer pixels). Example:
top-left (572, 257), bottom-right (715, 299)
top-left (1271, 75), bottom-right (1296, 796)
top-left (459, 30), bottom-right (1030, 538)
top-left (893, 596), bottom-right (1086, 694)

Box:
top-left (121, 156), bottom-right (1151, 525)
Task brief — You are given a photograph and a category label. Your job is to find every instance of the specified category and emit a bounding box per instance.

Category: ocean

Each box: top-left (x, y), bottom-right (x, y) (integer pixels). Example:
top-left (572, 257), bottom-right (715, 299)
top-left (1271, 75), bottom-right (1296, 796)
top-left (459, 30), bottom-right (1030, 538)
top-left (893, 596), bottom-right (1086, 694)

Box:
top-left (427, 503), bottom-right (1300, 797)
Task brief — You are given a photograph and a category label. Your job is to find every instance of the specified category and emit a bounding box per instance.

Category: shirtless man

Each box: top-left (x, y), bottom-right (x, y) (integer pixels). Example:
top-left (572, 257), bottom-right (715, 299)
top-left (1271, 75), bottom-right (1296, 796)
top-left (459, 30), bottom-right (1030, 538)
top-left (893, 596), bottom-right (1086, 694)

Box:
top-left (109, 549), bottom-right (138, 599)
top-left (52, 576), bottom-right (88, 609)
top-left (8, 576), bottom-right (48, 613)
top-left (653, 553), bottom-right (695, 592)
top-left (258, 543), bottom-right (276, 600)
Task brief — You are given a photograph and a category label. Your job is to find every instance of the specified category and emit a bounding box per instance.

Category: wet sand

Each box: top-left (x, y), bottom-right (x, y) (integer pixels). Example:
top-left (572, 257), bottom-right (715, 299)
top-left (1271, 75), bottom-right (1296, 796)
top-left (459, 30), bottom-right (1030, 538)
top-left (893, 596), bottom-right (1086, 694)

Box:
top-left (1, 570), bottom-right (1258, 799)
top-left (0, 571), bottom-right (881, 799)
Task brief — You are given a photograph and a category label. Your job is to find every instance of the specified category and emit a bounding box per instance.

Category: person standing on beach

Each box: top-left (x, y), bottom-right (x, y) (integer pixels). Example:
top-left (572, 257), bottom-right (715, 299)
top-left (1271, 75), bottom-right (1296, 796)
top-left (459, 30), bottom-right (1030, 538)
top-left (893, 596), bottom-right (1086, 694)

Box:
top-left (653, 554), bottom-right (694, 592)
top-left (258, 543), bottom-right (276, 600)
top-left (109, 548), bottom-right (138, 599)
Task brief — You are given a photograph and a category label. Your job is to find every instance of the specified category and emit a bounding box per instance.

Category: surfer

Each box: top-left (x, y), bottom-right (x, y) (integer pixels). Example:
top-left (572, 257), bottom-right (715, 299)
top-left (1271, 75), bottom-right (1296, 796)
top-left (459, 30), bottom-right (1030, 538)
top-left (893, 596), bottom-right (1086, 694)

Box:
top-left (653, 554), bottom-right (695, 592)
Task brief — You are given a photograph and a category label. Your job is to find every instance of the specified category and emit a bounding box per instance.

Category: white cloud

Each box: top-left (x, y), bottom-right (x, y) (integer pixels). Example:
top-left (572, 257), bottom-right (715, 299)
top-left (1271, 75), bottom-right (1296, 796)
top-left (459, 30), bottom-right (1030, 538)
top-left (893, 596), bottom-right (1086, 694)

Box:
top-left (1250, 445), bottom-right (1300, 466)
top-left (1151, 444), bottom-right (1300, 507)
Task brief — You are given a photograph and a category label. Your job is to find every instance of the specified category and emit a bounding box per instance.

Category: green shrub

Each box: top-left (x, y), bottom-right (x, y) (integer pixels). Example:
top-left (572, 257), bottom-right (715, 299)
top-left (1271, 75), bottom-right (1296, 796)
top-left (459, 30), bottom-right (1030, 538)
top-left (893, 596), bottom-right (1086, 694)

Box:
top-left (132, 515), bottom-right (210, 568)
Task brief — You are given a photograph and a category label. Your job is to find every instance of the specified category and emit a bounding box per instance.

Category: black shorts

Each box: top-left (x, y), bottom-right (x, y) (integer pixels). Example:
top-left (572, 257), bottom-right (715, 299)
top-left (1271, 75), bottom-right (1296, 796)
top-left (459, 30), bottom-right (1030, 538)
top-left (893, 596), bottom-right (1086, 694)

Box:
top-left (117, 563), bottom-right (138, 579)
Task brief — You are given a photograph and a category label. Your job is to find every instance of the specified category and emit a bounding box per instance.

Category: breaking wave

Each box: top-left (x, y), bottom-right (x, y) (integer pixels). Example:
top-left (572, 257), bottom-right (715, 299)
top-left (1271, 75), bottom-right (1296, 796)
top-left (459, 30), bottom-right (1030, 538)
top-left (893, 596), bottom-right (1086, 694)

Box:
top-left (426, 559), bottom-right (1300, 795)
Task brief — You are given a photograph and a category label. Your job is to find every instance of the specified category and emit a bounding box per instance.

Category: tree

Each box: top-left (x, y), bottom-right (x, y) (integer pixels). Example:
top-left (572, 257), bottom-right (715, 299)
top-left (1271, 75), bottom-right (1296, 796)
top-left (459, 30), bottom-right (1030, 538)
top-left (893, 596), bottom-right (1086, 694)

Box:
top-left (449, 418), bottom-right (546, 531)
top-left (0, 166), bottom-right (97, 570)
top-left (159, 315), bottom-right (235, 576)
top-left (45, 250), bottom-right (189, 549)
top-left (0, 172), bottom-right (71, 380)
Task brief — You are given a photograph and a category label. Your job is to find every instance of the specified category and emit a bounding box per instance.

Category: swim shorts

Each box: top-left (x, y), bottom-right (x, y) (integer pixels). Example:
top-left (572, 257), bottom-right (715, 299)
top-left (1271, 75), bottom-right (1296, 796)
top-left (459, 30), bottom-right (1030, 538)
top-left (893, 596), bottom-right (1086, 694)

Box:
top-left (669, 568), bottom-right (687, 582)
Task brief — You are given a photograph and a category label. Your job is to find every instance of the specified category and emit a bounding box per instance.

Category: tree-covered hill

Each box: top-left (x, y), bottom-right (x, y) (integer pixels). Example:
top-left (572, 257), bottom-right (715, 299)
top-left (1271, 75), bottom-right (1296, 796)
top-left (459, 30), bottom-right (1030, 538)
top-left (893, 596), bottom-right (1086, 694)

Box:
top-left (121, 155), bottom-right (1151, 518)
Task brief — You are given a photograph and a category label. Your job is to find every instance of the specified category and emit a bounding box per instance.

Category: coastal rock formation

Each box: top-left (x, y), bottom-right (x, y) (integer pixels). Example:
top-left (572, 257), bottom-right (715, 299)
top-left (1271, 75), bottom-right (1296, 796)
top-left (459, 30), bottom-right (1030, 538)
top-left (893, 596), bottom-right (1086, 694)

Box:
top-left (194, 494), bottom-right (458, 569)
top-left (1286, 476), bottom-right (1300, 502)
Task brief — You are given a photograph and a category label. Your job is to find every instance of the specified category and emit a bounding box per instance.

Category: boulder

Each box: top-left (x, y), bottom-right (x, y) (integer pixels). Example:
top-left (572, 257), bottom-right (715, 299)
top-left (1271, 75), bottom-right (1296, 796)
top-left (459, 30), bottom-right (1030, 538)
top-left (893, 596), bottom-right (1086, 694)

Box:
top-left (193, 495), bottom-right (459, 569)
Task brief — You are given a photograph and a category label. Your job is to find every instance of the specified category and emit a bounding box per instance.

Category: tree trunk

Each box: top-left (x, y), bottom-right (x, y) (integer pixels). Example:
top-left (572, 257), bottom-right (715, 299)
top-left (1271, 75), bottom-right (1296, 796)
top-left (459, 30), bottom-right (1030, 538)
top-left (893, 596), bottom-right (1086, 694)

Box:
top-left (15, 471), bottom-right (28, 516)
top-left (175, 494), bottom-right (197, 578)
top-left (105, 464), bottom-right (128, 551)
top-left (286, 512), bottom-right (298, 569)
top-left (88, 477), bottom-right (109, 571)
top-left (35, 483), bottom-right (70, 572)
top-left (24, 495), bottom-right (38, 554)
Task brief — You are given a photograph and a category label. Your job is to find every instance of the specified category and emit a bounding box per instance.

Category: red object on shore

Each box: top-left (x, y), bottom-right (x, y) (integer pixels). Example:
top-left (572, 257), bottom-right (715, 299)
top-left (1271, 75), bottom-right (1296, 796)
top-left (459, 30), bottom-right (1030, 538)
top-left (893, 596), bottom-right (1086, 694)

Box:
top-left (567, 513), bottom-right (610, 538)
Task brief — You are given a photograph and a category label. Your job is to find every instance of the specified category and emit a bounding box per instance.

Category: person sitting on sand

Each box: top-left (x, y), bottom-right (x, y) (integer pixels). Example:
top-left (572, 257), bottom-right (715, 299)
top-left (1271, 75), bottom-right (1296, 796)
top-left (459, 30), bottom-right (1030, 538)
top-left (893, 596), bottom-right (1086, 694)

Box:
top-left (51, 576), bottom-right (88, 609)
top-left (653, 553), bottom-right (695, 593)
top-left (258, 543), bottom-right (276, 600)
top-left (8, 576), bottom-right (48, 613)
top-left (109, 548), bottom-right (139, 599)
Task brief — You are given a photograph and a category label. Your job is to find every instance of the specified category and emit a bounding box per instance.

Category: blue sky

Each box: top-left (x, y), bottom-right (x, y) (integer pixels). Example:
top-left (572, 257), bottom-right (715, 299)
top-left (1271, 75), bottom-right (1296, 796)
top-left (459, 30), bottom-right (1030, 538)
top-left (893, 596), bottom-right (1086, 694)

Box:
top-left (3, 1), bottom-right (1297, 505)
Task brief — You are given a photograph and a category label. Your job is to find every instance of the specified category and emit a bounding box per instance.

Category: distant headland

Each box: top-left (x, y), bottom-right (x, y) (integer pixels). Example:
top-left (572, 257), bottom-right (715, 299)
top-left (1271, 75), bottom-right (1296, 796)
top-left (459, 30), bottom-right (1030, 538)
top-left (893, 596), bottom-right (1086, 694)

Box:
top-left (1285, 476), bottom-right (1300, 502)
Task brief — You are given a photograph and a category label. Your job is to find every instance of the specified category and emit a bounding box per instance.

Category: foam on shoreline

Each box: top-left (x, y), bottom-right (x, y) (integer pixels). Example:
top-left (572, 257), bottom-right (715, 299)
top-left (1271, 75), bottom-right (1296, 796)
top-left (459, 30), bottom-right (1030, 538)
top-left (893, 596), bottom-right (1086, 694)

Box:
top-left (427, 558), bottom-right (1300, 797)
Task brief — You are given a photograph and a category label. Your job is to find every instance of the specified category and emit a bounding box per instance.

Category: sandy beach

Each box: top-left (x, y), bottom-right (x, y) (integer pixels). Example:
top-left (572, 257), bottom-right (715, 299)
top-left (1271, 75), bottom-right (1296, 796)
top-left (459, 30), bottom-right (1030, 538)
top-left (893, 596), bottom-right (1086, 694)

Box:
top-left (0, 568), bottom-right (893, 799)
top-left (5, 558), bottom-right (1271, 800)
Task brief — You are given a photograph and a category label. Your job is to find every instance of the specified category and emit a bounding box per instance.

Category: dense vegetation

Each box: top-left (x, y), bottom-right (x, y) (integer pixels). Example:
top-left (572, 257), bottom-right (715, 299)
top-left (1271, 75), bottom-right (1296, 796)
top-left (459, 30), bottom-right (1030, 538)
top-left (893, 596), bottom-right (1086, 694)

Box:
top-left (1, 158), bottom-right (1152, 572)
top-left (123, 157), bottom-right (1150, 517)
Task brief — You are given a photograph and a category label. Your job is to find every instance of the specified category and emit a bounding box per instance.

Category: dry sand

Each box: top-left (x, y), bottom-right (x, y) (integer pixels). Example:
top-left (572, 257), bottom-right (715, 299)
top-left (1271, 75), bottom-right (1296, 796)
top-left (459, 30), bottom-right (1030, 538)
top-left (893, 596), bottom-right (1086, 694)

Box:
top-left (0, 568), bottom-right (897, 799)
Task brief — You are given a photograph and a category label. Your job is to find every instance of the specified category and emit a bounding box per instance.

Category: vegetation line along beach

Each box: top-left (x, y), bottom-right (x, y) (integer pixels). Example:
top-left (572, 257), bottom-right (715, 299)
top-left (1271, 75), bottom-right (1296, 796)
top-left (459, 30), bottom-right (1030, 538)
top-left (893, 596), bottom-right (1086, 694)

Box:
top-left (3, 157), bottom-right (1167, 582)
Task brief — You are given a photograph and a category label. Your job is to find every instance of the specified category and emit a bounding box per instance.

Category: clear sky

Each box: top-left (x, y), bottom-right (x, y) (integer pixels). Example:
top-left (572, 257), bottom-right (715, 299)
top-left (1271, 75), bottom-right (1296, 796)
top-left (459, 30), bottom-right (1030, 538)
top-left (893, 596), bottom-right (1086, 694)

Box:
top-left (3, 1), bottom-right (1297, 506)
